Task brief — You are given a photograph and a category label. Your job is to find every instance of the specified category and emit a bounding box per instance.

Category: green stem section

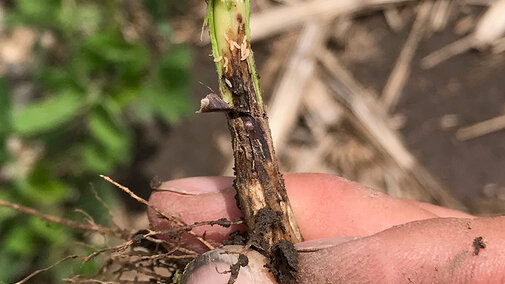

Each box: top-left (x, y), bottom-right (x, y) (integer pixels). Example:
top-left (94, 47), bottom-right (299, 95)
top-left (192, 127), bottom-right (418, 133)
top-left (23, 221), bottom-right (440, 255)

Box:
top-left (207, 0), bottom-right (262, 107)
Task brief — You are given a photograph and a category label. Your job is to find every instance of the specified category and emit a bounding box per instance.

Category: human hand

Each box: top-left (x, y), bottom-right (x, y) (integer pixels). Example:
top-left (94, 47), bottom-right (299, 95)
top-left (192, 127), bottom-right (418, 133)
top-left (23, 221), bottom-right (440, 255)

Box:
top-left (148, 173), bottom-right (505, 283)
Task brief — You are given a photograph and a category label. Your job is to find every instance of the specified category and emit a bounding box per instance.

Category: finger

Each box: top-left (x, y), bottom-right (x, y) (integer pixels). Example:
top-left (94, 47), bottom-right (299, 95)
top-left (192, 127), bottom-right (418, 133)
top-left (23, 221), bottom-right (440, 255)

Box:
top-left (405, 199), bottom-right (473, 218)
top-left (148, 173), bottom-right (472, 250)
top-left (181, 245), bottom-right (275, 284)
top-left (148, 177), bottom-right (245, 251)
top-left (283, 173), bottom-right (472, 239)
top-left (296, 216), bottom-right (505, 283)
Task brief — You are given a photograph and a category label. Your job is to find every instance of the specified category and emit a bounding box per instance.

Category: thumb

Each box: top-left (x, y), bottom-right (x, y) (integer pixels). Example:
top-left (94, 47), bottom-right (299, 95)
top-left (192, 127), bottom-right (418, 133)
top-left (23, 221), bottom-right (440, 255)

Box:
top-left (181, 238), bottom-right (358, 284)
top-left (181, 245), bottom-right (276, 284)
top-left (296, 217), bottom-right (505, 283)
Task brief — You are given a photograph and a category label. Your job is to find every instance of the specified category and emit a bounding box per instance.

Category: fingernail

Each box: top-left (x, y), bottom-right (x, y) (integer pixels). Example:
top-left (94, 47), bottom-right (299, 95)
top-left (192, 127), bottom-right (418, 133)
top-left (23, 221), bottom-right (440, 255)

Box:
top-left (182, 246), bottom-right (274, 284)
top-left (296, 236), bottom-right (360, 252)
top-left (155, 176), bottom-right (234, 195)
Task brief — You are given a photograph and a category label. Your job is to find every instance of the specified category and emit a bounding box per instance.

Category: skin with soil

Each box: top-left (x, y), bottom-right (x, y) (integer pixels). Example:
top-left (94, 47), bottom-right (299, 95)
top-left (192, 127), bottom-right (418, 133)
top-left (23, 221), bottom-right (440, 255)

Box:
top-left (473, 236), bottom-right (486, 255)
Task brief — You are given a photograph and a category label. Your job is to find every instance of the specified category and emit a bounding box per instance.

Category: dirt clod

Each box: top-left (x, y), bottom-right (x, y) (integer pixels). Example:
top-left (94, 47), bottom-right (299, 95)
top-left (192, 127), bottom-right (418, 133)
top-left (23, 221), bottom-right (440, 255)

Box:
top-left (250, 208), bottom-right (284, 252)
top-left (132, 229), bottom-right (160, 251)
top-left (206, 217), bottom-right (233, 227)
top-left (149, 176), bottom-right (162, 189)
top-left (473, 236), bottom-right (486, 255)
top-left (267, 240), bottom-right (298, 284)
top-left (223, 230), bottom-right (248, 246)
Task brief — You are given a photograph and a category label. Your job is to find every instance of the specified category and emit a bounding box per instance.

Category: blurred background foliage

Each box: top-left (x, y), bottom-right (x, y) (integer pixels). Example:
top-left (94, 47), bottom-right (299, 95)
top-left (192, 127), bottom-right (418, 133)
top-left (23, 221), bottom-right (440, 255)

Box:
top-left (0, 0), bottom-right (192, 282)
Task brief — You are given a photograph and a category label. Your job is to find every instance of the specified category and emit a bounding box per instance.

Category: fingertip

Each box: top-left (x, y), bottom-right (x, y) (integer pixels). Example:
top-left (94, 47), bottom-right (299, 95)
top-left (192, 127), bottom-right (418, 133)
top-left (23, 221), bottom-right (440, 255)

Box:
top-left (182, 246), bottom-right (275, 284)
top-left (148, 176), bottom-right (235, 230)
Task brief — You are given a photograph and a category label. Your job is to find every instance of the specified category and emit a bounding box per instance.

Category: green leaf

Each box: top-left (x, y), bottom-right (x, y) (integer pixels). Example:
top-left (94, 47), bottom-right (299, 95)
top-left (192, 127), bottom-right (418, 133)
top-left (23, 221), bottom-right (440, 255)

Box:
top-left (35, 66), bottom-right (80, 91)
top-left (88, 106), bottom-right (129, 158)
top-left (4, 226), bottom-right (36, 256)
top-left (81, 143), bottom-right (115, 173)
top-left (0, 79), bottom-right (11, 166)
top-left (138, 47), bottom-right (193, 123)
top-left (59, 2), bottom-right (101, 35)
top-left (0, 248), bottom-right (31, 283)
top-left (24, 165), bottom-right (68, 204)
top-left (159, 46), bottom-right (191, 90)
top-left (140, 85), bottom-right (191, 124)
top-left (13, 90), bottom-right (84, 135)
top-left (84, 31), bottom-right (149, 81)
top-left (10, 0), bottom-right (60, 26)
top-left (0, 78), bottom-right (11, 136)
top-left (77, 178), bottom-right (118, 226)
top-left (29, 216), bottom-right (66, 245)
top-left (0, 191), bottom-right (17, 223)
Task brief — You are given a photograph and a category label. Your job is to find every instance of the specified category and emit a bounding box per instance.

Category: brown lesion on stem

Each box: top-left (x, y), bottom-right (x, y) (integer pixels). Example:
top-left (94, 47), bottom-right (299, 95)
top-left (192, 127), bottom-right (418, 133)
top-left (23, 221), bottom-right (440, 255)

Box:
top-left (222, 15), bottom-right (301, 244)
top-left (201, 12), bottom-right (302, 283)
top-left (201, 4), bottom-right (303, 280)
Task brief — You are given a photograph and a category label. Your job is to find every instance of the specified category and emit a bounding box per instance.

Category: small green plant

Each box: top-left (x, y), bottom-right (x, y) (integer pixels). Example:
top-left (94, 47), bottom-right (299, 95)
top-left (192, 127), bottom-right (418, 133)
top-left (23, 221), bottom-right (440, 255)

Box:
top-left (0, 0), bottom-right (192, 282)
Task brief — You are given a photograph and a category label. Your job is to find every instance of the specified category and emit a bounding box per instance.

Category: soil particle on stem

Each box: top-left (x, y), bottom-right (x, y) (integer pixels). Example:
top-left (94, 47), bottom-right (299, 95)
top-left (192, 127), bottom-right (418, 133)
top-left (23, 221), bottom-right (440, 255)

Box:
top-left (250, 208), bottom-right (284, 252)
top-left (247, 208), bottom-right (298, 283)
top-left (267, 240), bottom-right (298, 284)
top-left (204, 217), bottom-right (233, 227)
top-left (131, 229), bottom-right (160, 251)
top-left (223, 231), bottom-right (248, 246)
